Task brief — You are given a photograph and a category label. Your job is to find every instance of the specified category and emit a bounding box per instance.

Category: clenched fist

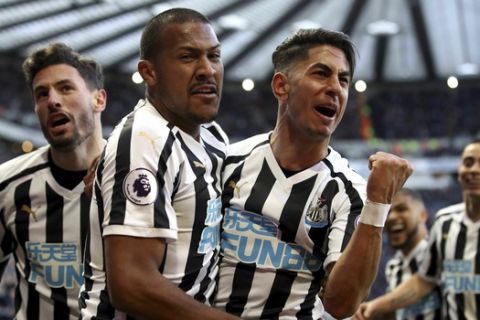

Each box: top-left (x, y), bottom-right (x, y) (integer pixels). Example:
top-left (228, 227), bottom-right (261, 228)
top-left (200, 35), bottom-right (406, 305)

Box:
top-left (366, 152), bottom-right (413, 204)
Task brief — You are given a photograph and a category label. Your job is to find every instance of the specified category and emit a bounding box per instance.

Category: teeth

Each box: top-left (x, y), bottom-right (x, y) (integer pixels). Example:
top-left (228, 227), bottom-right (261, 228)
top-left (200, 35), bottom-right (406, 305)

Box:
top-left (389, 224), bottom-right (404, 232)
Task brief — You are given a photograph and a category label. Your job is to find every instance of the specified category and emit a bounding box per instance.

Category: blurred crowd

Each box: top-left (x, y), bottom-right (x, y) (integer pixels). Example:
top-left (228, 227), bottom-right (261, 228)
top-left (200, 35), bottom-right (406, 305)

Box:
top-left (0, 54), bottom-right (477, 318)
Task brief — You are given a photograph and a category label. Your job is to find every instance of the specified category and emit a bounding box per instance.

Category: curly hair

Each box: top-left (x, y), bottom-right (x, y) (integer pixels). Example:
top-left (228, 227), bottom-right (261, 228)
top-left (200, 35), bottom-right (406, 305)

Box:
top-left (22, 42), bottom-right (104, 91)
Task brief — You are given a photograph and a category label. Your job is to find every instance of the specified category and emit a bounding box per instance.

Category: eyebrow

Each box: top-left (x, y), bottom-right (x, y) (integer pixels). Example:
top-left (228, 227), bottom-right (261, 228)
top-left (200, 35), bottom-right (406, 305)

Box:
top-left (312, 62), bottom-right (351, 78)
top-left (33, 79), bottom-right (72, 93)
top-left (178, 43), bottom-right (221, 52)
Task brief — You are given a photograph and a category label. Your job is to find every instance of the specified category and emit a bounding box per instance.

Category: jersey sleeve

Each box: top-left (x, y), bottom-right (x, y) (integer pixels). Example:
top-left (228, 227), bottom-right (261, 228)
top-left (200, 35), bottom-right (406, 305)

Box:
top-left (323, 178), bottom-right (366, 269)
top-left (100, 110), bottom-right (182, 242)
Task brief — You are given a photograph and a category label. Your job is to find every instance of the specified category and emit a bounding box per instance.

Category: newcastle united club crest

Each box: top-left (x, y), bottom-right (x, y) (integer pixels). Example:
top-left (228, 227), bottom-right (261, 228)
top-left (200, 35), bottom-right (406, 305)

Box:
top-left (305, 196), bottom-right (329, 227)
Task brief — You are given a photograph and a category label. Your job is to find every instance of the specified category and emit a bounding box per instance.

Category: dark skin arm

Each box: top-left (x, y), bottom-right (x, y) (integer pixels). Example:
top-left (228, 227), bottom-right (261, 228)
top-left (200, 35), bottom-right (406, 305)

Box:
top-left (105, 235), bottom-right (240, 320)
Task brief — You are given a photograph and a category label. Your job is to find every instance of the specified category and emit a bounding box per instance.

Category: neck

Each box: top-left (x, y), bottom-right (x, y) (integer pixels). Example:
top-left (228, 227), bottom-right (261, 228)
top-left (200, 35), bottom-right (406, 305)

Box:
top-left (50, 131), bottom-right (103, 171)
top-left (270, 126), bottom-right (329, 171)
top-left (465, 193), bottom-right (480, 222)
top-left (147, 94), bottom-right (200, 141)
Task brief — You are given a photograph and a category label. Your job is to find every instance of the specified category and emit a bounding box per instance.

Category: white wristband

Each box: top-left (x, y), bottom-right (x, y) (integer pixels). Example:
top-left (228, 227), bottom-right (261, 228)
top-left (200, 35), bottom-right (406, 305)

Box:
top-left (358, 199), bottom-right (391, 227)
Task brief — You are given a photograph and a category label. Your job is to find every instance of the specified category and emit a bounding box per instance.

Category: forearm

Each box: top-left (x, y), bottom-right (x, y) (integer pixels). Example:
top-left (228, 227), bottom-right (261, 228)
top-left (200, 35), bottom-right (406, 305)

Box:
top-left (323, 223), bottom-right (382, 318)
top-left (110, 271), bottom-right (238, 320)
top-left (371, 274), bottom-right (436, 314)
top-left (106, 236), bottom-right (239, 320)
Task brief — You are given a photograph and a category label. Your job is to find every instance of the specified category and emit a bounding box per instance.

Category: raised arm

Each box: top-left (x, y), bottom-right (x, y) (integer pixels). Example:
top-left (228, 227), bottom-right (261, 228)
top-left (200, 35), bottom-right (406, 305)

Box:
top-left (354, 274), bottom-right (436, 320)
top-left (105, 235), bottom-right (239, 320)
top-left (323, 152), bottom-right (413, 318)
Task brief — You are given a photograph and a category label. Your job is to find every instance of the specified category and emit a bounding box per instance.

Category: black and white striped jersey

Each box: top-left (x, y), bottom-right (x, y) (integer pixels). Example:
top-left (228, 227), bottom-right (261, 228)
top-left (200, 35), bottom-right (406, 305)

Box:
top-left (386, 239), bottom-right (442, 320)
top-left (419, 203), bottom-right (480, 320)
top-left (80, 99), bottom-right (228, 319)
top-left (0, 145), bottom-right (90, 320)
top-left (214, 133), bottom-right (366, 319)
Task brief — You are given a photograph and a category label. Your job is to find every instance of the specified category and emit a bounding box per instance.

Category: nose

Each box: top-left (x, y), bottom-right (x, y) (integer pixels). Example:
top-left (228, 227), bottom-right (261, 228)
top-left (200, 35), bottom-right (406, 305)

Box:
top-left (325, 76), bottom-right (342, 98)
top-left (196, 56), bottom-right (217, 79)
top-left (46, 89), bottom-right (61, 110)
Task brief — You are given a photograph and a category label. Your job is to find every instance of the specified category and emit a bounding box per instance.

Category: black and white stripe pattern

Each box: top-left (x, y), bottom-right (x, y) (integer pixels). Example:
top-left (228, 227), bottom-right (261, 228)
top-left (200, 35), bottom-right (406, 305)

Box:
top-left (419, 203), bottom-right (480, 320)
top-left (0, 146), bottom-right (90, 320)
top-left (214, 133), bottom-right (366, 319)
top-left (80, 99), bottom-right (228, 319)
top-left (386, 239), bottom-right (442, 320)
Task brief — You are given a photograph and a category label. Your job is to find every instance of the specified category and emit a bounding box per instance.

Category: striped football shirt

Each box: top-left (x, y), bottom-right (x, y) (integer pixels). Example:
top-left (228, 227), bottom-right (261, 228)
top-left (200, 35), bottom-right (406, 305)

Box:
top-left (419, 203), bottom-right (480, 320)
top-left (0, 145), bottom-right (90, 320)
top-left (214, 133), bottom-right (366, 319)
top-left (386, 238), bottom-right (442, 320)
top-left (80, 99), bottom-right (228, 319)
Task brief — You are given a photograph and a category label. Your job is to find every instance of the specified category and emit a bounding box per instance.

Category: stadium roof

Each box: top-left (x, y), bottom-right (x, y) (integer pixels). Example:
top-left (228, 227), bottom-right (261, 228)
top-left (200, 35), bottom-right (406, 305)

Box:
top-left (0, 0), bottom-right (478, 84)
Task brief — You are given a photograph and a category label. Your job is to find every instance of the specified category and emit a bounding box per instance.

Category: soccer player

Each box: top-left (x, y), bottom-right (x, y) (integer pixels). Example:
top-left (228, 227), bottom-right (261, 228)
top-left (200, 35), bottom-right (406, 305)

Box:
top-left (355, 140), bottom-right (480, 320)
top-left (382, 188), bottom-right (441, 319)
top-left (80, 8), bottom-right (238, 320)
top-left (0, 43), bottom-right (106, 319)
top-left (213, 28), bottom-right (413, 319)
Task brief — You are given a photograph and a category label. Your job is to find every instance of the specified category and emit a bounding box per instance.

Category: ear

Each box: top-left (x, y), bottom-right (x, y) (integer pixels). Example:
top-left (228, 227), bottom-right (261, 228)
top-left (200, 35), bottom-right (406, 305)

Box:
top-left (92, 88), bottom-right (107, 112)
top-left (419, 209), bottom-right (428, 223)
top-left (138, 60), bottom-right (157, 86)
top-left (271, 72), bottom-right (289, 101)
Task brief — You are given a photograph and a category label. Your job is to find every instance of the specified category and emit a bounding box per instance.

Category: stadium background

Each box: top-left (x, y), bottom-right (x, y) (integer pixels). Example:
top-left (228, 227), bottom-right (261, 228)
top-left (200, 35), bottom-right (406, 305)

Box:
top-left (0, 0), bottom-right (478, 317)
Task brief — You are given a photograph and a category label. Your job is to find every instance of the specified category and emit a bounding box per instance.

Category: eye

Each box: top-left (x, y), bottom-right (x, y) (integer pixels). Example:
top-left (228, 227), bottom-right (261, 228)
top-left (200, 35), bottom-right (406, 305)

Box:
top-left (179, 52), bottom-right (196, 62)
top-left (313, 70), bottom-right (327, 77)
top-left (35, 90), bottom-right (48, 101)
top-left (339, 76), bottom-right (350, 86)
top-left (60, 85), bottom-right (74, 92)
top-left (463, 158), bottom-right (474, 168)
top-left (209, 51), bottom-right (221, 61)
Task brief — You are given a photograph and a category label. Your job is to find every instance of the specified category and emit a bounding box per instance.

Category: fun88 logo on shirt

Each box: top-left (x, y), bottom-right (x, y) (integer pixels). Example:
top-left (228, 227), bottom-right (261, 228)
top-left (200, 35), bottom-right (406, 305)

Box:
top-left (221, 208), bottom-right (322, 272)
top-left (26, 242), bottom-right (83, 288)
top-left (198, 198), bottom-right (222, 254)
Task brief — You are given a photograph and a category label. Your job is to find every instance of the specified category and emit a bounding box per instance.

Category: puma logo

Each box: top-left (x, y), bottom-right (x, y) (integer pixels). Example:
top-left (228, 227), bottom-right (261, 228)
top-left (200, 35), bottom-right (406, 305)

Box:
top-left (138, 131), bottom-right (159, 153)
top-left (193, 161), bottom-right (205, 168)
top-left (228, 180), bottom-right (240, 198)
top-left (20, 205), bottom-right (38, 222)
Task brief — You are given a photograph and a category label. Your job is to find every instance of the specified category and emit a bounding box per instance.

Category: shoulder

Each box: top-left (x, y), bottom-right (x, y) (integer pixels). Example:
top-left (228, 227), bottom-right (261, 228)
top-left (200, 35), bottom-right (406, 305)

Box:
top-left (324, 146), bottom-right (367, 187)
top-left (0, 146), bottom-right (49, 189)
top-left (228, 133), bottom-right (270, 157)
top-left (0, 145), bottom-right (49, 177)
top-left (434, 202), bottom-right (464, 221)
top-left (106, 100), bottom-right (176, 151)
top-left (222, 133), bottom-right (270, 169)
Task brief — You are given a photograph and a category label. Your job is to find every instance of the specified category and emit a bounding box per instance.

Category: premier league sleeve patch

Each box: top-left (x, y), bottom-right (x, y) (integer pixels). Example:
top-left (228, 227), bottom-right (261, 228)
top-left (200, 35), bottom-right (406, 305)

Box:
top-left (123, 168), bottom-right (158, 205)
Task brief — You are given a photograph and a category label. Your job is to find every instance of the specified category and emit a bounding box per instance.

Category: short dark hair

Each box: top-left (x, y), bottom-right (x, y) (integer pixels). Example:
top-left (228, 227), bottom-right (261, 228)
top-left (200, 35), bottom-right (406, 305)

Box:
top-left (467, 139), bottom-right (480, 147)
top-left (22, 42), bottom-right (104, 91)
top-left (140, 7), bottom-right (211, 60)
top-left (272, 28), bottom-right (357, 77)
top-left (397, 188), bottom-right (425, 205)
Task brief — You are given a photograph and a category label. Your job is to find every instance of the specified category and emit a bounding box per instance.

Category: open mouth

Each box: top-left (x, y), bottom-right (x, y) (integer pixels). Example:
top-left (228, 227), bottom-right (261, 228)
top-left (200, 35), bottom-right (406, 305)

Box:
top-left (387, 223), bottom-right (405, 234)
top-left (315, 106), bottom-right (336, 117)
top-left (52, 118), bottom-right (69, 127)
top-left (49, 114), bottom-right (70, 128)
